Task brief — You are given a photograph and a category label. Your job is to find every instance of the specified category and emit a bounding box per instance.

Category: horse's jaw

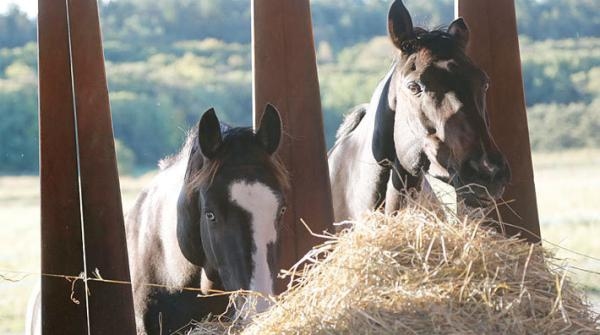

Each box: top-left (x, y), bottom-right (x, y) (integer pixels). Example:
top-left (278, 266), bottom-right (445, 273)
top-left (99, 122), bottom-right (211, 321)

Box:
top-left (425, 158), bottom-right (451, 181)
top-left (393, 111), bottom-right (430, 176)
top-left (420, 133), bottom-right (454, 182)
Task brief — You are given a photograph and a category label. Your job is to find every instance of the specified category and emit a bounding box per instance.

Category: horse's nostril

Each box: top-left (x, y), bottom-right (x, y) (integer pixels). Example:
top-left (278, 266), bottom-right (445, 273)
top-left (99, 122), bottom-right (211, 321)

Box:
top-left (481, 158), bottom-right (494, 173)
top-left (467, 156), bottom-right (507, 182)
top-left (489, 159), bottom-right (512, 185)
top-left (468, 158), bottom-right (496, 175)
top-left (481, 158), bottom-right (500, 178)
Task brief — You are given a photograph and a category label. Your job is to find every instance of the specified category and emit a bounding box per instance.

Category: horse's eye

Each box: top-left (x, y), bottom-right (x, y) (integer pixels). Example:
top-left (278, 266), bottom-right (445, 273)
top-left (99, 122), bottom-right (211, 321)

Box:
top-left (407, 81), bottom-right (422, 95)
top-left (205, 212), bottom-right (216, 221)
top-left (279, 206), bottom-right (287, 217)
top-left (483, 82), bottom-right (490, 91)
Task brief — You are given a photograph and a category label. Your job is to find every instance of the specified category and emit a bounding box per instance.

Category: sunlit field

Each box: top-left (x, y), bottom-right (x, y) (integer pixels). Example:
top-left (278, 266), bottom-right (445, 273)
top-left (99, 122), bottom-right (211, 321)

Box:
top-left (1, 150), bottom-right (599, 334)
top-left (0, 173), bottom-right (157, 334)
top-left (531, 149), bottom-right (600, 310)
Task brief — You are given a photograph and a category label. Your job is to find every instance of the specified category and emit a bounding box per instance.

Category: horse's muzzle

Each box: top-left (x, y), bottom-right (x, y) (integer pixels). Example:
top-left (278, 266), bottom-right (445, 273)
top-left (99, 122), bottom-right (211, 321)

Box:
top-left (456, 152), bottom-right (511, 206)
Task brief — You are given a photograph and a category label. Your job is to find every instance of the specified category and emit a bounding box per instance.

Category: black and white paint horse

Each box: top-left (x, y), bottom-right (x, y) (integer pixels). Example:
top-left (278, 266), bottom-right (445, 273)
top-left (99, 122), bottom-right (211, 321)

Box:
top-left (329, 0), bottom-right (510, 222)
top-left (126, 105), bottom-right (288, 334)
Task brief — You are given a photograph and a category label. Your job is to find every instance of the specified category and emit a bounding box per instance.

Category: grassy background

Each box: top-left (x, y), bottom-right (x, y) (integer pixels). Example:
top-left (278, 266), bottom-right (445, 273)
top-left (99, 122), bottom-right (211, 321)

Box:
top-left (531, 150), bottom-right (600, 308)
top-left (1, 150), bottom-right (599, 334)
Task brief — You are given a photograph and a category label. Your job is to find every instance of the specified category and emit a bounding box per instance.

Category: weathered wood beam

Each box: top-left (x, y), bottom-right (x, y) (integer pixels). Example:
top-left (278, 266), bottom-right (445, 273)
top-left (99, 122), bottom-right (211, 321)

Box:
top-left (66, 0), bottom-right (136, 332)
top-left (39, 0), bottom-right (89, 332)
top-left (39, 0), bottom-right (137, 333)
top-left (456, 0), bottom-right (541, 242)
top-left (252, 0), bottom-right (334, 293)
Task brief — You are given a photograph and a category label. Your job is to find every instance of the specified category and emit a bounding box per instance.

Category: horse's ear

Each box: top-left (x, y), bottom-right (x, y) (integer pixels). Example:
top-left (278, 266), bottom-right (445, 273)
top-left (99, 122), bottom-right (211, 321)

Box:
top-left (256, 103), bottom-right (282, 155)
top-left (448, 18), bottom-right (470, 50)
top-left (198, 108), bottom-right (222, 159)
top-left (177, 190), bottom-right (205, 266)
top-left (388, 0), bottom-right (415, 51)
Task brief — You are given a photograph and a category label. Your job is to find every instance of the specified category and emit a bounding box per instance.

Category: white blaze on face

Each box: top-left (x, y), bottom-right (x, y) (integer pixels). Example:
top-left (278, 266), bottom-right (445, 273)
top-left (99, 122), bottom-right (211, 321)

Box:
top-left (442, 91), bottom-right (463, 111)
top-left (434, 59), bottom-right (456, 71)
top-left (229, 180), bottom-right (278, 311)
top-left (435, 91), bottom-right (464, 141)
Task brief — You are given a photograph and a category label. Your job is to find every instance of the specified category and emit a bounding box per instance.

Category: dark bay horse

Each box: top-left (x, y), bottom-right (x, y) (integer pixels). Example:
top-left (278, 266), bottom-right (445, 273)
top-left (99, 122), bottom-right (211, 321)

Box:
top-left (329, 0), bottom-right (510, 222)
top-left (126, 104), bottom-right (288, 334)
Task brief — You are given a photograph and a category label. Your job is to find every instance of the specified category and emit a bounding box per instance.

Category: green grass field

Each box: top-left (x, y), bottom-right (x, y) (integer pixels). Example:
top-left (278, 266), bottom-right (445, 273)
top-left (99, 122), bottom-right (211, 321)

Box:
top-left (1, 150), bottom-right (599, 334)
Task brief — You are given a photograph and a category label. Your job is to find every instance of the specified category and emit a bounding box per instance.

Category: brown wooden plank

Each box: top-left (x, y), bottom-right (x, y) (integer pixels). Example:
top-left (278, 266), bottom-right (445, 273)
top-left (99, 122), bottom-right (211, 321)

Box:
top-left (252, 0), bottom-right (334, 293)
top-left (38, 0), bottom-right (89, 333)
top-left (66, 0), bottom-right (137, 333)
top-left (457, 0), bottom-right (541, 242)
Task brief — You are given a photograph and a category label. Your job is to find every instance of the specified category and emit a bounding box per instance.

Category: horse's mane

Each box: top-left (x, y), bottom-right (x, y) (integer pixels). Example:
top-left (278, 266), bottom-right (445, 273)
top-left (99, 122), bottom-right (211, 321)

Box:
top-left (158, 123), bottom-right (233, 171)
top-left (335, 104), bottom-right (368, 141)
top-left (158, 129), bottom-right (196, 170)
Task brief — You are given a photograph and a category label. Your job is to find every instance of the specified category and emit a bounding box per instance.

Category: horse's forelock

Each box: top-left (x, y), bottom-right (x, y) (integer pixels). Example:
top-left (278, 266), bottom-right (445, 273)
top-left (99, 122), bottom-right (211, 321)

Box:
top-left (397, 27), bottom-right (459, 57)
top-left (185, 151), bottom-right (289, 199)
top-left (182, 124), bottom-right (289, 200)
top-left (335, 105), bottom-right (368, 141)
top-left (268, 153), bottom-right (290, 192)
top-left (186, 158), bottom-right (222, 198)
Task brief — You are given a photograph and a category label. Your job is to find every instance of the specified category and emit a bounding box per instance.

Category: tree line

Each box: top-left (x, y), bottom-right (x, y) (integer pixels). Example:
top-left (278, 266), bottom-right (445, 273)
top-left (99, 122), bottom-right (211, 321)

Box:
top-left (3, 0), bottom-right (598, 52)
top-left (1, 0), bottom-right (599, 174)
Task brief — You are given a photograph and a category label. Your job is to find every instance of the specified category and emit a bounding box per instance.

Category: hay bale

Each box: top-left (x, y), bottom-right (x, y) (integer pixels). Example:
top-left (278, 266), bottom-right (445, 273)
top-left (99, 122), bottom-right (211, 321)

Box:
top-left (194, 204), bottom-right (599, 334)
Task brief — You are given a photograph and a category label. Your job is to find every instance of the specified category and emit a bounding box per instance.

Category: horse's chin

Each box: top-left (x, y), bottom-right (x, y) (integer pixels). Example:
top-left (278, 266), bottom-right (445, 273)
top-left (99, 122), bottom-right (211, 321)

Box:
top-left (427, 167), bottom-right (496, 208)
top-left (459, 192), bottom-right (496, 208)
top-left (446, 171), bottom-right (504, 208)
top-left (427, 170), bottom-right (451, 184)
top-left (425, 161), bottom-right (452, 184)
top-left (456, 183), bottom-right (505, 208)
top-left (420, 144), bottom-right (451, 182)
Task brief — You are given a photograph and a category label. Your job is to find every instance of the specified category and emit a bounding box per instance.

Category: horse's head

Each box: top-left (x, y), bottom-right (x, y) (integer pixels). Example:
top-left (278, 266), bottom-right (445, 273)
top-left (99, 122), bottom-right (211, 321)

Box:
top-left (177, 104), bottom-right (287, 311)
top-left (385, 0), bottom-right (510, 206)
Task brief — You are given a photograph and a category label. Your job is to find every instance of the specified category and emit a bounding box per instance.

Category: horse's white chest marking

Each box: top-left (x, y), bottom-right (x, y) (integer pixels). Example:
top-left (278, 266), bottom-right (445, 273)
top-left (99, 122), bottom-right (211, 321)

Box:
top-left (229, 181), bottom-right (278, 299)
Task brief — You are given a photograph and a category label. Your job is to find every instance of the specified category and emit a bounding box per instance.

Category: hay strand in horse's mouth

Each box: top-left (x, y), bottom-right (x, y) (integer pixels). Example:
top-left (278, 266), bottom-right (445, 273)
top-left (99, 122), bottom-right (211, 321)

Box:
top-left (189, 197), bottom-right (599, 335)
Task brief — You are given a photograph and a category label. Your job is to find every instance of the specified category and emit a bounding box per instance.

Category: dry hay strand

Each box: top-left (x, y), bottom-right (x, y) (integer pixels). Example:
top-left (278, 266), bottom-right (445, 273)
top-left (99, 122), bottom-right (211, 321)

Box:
top-left (179, 320), bottom-right (230, 335)
top-left (194, 201), bottom-right (600, 334)
top-left (185, 291), bottom-right (275, 335)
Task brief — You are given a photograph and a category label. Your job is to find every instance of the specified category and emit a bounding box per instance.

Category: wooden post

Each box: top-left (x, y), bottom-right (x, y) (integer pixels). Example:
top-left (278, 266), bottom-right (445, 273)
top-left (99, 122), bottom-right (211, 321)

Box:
top-left (39, 0), bottom-right (137, 333)
top-left (456, 0), bottom-right (541, 242)
top-left (252, 0), bottom-right (334, 293)
top-left (39, 0), bottom-right (88, 332)
top-left (66, 0), bottom-right (137, 333)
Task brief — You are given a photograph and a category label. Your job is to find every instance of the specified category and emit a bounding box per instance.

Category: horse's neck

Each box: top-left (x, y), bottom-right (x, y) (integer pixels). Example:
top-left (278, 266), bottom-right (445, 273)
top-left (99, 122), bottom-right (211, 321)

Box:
top-left (130, 156), bottom-right (201, 289)
top-left (329, 70), bottom-right (395, 222)
top-left (353, 97), bottom-right (382, 163)
top-left (354, 63), bottom-right (396, 157)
